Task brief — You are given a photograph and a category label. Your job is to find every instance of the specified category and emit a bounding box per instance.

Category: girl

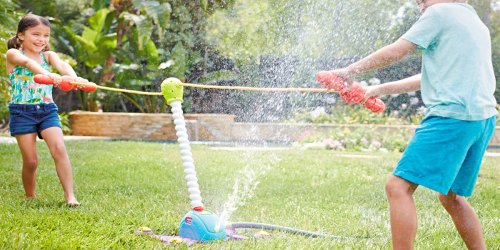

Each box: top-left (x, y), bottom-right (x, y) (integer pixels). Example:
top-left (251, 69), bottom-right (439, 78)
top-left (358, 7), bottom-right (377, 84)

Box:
top-left (6, 14), bottom-right (85, 206)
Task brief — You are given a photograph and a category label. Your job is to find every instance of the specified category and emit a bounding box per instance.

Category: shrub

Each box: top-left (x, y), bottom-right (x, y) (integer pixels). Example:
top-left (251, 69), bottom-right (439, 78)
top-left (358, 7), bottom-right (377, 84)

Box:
top-left (58, 112), bottom-right (72, 135)
top-left (293, 105), bottom-right (420, 152)
top-left (291, 105), bottom-right (424, 125)
top-left (298, 126), bottom-right (414, 153)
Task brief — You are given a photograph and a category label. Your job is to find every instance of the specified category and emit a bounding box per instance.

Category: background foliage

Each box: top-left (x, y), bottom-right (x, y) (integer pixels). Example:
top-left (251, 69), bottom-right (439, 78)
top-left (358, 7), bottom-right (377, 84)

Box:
top-left (0, 0), bottom-right (21, 129)
top-left (0, 0), bottom-right (499, 124)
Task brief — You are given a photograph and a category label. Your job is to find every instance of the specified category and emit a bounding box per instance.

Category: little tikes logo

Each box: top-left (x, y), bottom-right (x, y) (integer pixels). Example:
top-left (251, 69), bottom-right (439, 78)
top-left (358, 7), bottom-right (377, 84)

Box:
top-left (185, 217), bottom-right (193, 225)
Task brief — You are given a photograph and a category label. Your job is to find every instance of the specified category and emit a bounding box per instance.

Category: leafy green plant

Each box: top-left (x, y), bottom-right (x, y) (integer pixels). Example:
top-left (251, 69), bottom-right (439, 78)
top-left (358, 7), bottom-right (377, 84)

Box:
top-left (58, 112), bottom-right (72, 135)
top-left (497, 105), bottom-right (500, 125)
top-left (0, 0), bottom-right (21, 123)
top-left (48, 0), bottom-right (238, 113)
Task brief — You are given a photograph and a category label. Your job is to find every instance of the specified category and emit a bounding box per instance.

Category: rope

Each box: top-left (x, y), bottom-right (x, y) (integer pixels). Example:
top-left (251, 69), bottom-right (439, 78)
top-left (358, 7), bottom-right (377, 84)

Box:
top-left (70, 81), bottom-right (333, 96)
top-left (71, 82), bottom-right (162, 96)
top-left (180, 82), bottom-right (333, 93)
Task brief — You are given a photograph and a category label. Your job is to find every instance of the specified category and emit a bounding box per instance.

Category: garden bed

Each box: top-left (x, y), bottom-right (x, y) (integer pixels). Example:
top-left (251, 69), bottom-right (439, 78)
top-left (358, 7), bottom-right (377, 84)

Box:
top-left (70, 112), bottom-right (500, 148)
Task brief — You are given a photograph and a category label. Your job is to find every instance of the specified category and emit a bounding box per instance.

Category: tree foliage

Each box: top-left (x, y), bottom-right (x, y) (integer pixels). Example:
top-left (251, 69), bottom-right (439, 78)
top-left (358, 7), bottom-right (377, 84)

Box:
top-left (206, 0), bottom-right (409, 63)
top-left (204, 0), bottom-right (499, 119)
top-left (1, 0), bottom-right (498, 120)
top-left (0, 0), bottom-right (21, 124)
top-left (29, 0), bottom-right (234, 112)
top-left (491, 7), bottom-right (500, 102)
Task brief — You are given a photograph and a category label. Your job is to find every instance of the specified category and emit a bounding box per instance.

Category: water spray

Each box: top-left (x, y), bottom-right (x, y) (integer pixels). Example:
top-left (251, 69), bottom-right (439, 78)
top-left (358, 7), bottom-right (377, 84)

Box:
top-left (34, 74), bottom-right (387, 246)
top-left (158, 77), bottom-right (386, 245)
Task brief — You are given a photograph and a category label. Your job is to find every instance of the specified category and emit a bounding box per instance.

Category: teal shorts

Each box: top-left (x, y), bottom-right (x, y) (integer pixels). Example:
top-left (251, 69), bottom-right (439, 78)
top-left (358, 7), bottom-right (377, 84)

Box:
top-left (394, 115), bottom-right (496, 197)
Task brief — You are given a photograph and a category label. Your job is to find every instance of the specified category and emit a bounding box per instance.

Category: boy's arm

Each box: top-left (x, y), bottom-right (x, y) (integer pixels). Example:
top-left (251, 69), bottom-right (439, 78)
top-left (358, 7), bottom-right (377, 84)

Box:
top-left (365, 74), bottom-right (421, 99)
top-left (45, 51), bottom-right (78, 77)
top-left (347, 38), bottom-right (416, 75)
top-left (327, 38), bottom-right (417, 84)
top-left (6, 49), bottom-right (52, 75)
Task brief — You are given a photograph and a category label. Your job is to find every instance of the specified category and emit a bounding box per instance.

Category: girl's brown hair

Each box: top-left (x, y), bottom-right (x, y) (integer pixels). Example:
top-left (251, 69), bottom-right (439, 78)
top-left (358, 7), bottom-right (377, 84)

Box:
top-left (7, 14), bottom-right (51, 51)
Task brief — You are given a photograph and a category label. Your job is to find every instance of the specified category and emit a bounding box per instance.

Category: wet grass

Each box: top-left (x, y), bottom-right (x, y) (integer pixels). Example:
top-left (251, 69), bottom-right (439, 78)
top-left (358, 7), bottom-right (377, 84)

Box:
top-left (0, 140), bottom-right (498, 249)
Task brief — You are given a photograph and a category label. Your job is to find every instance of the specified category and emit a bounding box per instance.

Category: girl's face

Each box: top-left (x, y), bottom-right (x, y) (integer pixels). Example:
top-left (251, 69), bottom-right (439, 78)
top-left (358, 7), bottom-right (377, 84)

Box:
top-left (17, 24), bottom-right (50, 52)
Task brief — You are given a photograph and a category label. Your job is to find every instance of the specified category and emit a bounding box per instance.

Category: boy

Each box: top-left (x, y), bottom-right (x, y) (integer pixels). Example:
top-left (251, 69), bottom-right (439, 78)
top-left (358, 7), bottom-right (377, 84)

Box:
top-left (319, 1), bottom-right (497, 249)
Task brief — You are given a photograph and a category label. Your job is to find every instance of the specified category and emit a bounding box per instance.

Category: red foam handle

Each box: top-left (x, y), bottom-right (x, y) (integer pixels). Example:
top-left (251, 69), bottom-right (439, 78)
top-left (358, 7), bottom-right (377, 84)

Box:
top-left (33, 74), bottom-right (54, 85)
top-left (34, 74), bottom-right (96, 92)
top-left (315, 71), bottom-right (385, 113)
top-left (364, 97), bottom-right (385, 113)
top-left (316, 71), bottom-right (347, 92)
top-left (340, 83), bottom-right (365, 104)
top-left (77, 83), bottom-right (97, 92)
top-left (59, 76), bottom-right (77, 92)
top-left (34, 74), bottom-right (73, 91)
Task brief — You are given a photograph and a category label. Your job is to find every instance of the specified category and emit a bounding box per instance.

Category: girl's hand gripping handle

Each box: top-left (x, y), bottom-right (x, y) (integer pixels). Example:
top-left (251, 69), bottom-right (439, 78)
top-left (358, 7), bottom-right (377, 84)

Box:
top-left (34, 74), bottom-right (97, 92)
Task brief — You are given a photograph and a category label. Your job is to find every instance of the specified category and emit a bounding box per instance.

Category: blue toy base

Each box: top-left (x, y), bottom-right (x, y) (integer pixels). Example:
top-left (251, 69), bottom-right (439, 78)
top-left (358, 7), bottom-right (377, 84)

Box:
top-left (178, 209), bottom-right (226, 242)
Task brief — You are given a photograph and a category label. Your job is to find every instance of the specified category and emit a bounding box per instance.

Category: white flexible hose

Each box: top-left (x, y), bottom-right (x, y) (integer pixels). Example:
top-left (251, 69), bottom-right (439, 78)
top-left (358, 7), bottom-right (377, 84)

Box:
top-left (170, 101), bottom-right (203, 209)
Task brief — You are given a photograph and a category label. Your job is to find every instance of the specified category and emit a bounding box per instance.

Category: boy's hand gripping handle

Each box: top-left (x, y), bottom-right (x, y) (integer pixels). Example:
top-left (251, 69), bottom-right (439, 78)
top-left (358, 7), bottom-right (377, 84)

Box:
top-left (34, 74), bottom-right (97, 92)
top-left (315, 71), bottom-right (385, 113)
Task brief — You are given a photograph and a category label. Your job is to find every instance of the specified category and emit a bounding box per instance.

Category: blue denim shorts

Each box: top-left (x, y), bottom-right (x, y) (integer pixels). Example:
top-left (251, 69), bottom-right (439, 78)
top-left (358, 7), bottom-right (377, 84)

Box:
top-left (9, 103), bottom-right (62, 139)
top-left (394, 115), bottom-right (496, 197)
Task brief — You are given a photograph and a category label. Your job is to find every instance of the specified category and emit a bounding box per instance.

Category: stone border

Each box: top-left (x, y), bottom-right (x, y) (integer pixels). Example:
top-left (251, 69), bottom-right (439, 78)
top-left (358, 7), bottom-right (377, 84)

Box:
top-left (69, 112), bottom-right (500, 147)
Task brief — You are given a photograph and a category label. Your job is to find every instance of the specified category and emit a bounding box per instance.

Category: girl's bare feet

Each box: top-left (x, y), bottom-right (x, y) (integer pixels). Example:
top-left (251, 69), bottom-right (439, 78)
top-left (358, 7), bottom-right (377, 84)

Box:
top-left (66, 197), bottom-right (80, 207)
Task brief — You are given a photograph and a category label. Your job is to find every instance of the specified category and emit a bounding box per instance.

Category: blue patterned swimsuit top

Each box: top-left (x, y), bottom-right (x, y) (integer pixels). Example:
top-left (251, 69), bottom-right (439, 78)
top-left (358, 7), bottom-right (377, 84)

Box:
top-left (9, 52), bottom-right (53, 104)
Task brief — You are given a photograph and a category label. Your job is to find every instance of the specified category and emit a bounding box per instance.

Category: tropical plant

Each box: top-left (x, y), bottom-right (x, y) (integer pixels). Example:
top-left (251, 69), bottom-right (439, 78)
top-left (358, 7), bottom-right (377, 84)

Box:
top-left (49, 0), bottom-right (236, 113)
top-left (58, 112), bottom-right (72, 135)
top-left (0, 0), bottom-right (21, 123)
top-left (51, 2), bottom-right (161, 112)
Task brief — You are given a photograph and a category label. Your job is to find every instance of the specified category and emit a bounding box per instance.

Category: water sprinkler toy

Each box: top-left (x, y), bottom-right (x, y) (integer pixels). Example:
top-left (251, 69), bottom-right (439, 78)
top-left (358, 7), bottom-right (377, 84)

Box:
top-left (138, 78), bottom-right (386, 246)
top-left (315, 71), bottom-right (385, 113)
top-left (161, 77), bottom-right (227, 243)
top-left (34, 74), bottom-right (387, 246)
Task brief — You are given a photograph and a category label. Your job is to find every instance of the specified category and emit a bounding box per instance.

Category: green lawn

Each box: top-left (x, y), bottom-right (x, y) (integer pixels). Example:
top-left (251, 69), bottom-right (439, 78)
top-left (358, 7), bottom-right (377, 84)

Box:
top-left (0, 140), bottom-right (498, 249)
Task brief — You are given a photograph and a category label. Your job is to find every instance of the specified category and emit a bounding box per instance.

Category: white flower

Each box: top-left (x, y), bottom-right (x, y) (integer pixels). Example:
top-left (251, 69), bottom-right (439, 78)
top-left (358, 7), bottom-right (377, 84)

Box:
top-left (360, 138), bottom-right (369, 146)
top-left (410, 97), bottom-right (419, 106)
top-left (323, 139), bottom-right (345, 151)
top-left (368, 78), bottom-right (381, 85)
top-left (325, 97), bottom-right (336, 105)
top-left (310, 107), bottom-right (326, 119)
top-left (158, 60), bottom-right (175, 70)
top-left (370, 140), bottom-right (382, 149)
